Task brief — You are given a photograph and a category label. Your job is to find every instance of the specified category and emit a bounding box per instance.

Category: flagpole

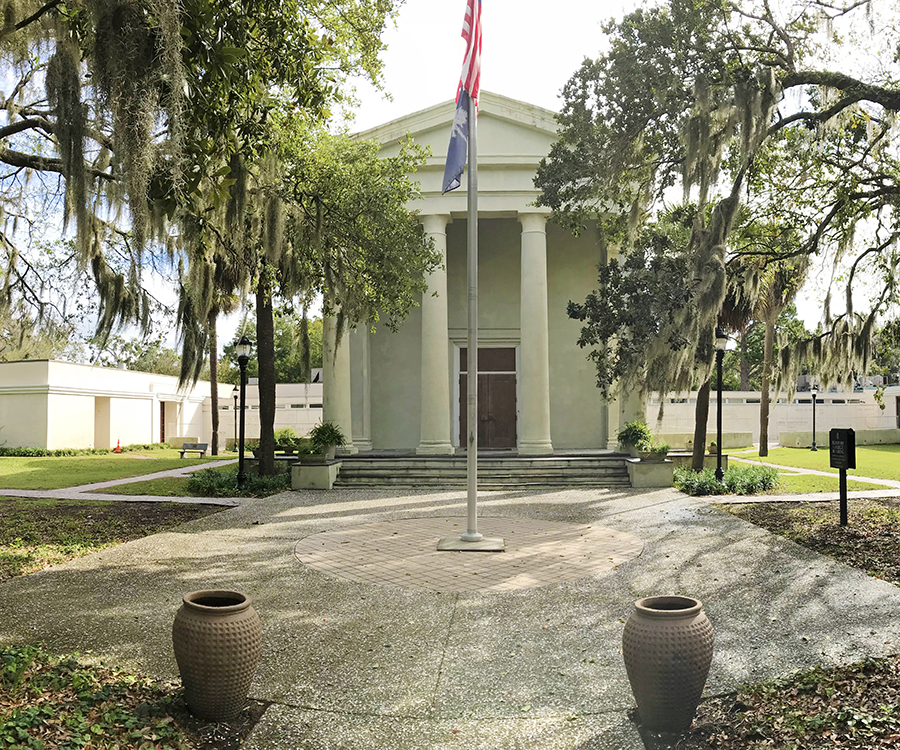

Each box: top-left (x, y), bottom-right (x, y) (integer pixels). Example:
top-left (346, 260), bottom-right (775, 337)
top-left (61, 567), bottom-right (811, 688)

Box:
top-left (462, 90), bottom-right (482, 543)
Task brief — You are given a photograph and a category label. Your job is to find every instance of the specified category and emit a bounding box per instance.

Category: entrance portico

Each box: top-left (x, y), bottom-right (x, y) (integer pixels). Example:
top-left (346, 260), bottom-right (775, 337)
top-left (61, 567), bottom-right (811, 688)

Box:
top-left (347, 93), bottom-right (612, 454)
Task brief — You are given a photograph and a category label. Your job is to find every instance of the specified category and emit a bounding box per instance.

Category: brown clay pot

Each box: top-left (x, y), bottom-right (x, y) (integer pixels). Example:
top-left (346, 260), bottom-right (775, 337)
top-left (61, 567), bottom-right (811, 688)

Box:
top-left (172, 590), bottom-right (262, 721)
top-left (622, 595), bottom-right (714, 732)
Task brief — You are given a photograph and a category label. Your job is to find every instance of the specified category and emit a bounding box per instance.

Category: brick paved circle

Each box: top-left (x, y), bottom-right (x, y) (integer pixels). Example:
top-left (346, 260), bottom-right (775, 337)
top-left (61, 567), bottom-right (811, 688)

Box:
top-left (293, 516), bottom-right (644, 592)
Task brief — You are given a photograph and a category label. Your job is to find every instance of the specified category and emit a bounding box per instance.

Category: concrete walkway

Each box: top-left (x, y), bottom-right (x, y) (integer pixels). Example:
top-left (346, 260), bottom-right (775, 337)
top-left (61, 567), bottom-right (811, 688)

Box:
top-left (3, 485), bottom-right (900, 749)
top-left (0, 459), bottom-right (244, 505)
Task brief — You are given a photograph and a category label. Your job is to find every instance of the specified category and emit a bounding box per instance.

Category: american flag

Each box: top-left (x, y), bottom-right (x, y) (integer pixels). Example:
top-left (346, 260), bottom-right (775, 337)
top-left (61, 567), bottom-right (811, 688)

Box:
top-left (458, 0), bottom-right (482, 104)
top-left (442, 0), bottom-right (482, 194)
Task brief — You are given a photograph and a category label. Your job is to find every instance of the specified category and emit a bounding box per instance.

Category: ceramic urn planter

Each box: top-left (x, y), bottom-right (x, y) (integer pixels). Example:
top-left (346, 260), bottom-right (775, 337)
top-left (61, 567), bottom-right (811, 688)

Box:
top-left (172, 590), bottom-right (262, 721)
top-left (622, 595), bottom-right (714, 732)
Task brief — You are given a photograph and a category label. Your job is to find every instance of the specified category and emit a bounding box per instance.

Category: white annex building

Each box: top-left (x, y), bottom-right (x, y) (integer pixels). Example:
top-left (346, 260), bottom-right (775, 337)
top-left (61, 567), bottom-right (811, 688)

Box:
top-left (0, 360), bottom-right (324, 450)
top-left (327, 92), bottom-right (636, 455)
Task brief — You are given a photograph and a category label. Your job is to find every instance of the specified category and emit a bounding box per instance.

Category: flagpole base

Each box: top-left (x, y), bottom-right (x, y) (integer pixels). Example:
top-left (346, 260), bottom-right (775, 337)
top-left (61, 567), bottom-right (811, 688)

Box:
top-left (437, 536), bottom-right (505, 552)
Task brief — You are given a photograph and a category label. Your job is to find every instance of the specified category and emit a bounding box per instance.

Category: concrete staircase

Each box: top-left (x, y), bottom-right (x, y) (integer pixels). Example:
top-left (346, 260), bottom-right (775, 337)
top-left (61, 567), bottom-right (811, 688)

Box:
top-left (333, 454), bottom-right (631, 489)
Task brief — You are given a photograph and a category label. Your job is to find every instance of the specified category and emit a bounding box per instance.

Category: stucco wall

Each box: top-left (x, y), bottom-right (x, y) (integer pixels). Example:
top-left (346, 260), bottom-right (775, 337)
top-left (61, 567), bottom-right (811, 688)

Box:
top-left (45, 393), bottom-right (96, 449)
top-left (648, 391), bottom-right (898, 445)
top-left (368, 305), bottom-right (422, 449)
top-left (0, 392), bottom-right (49, 448)
top-left (546, 223), bottom-right (608, 449)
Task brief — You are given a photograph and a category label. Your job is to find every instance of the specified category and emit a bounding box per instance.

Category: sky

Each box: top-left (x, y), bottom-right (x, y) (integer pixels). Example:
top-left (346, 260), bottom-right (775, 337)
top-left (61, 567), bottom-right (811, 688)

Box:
top-left (345, 0), bottom-right (641, 133)
top-left (336, 0), bottom-right (834, 333)
top-left (218, 0), bottom-right (644, 347)
top-left (215, 0), bottom-right (843, 348)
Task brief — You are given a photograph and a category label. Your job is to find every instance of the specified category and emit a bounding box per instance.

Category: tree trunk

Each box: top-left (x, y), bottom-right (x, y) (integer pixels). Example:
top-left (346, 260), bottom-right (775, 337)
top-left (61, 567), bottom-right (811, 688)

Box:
top-left (692, 379), bottom-right (711, 471)
top-left (740, 330), bottom-right (750, 391)
top-left (208, 313), bottom-right (219, 455)
top-left (299, 306), bottom-right (311, 383)
top-left (759, 314), bottom-right (776, 457)
top-left (256, 269), bottom-right (277, 476)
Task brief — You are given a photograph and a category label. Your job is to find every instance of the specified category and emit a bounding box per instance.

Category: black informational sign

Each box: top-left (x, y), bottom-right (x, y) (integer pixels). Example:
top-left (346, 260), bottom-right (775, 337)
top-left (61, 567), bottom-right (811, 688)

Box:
top-left (829, 428), bottom-right (856, 470)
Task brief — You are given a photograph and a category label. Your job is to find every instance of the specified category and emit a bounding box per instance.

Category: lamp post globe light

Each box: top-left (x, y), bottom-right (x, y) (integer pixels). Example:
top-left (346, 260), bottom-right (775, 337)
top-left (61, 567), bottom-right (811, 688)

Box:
top-left (235, 335), bottom-right (252, 491)
top-left (232, 385), bottom-right (239, 452)
top-left (811, 383), bottom-right (818, 452)
top-left (715, 327), bottom-right (727, 482)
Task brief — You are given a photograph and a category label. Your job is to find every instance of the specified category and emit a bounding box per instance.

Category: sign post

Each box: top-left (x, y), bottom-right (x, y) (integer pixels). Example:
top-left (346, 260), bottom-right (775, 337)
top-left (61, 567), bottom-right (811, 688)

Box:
top-left (829, 428), bottom-right (856, 527)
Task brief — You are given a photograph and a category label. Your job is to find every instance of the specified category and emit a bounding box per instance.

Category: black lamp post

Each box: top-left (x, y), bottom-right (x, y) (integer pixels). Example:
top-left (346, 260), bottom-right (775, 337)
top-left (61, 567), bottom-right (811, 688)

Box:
top-left (811, 383), bottom-right (818, 451)
top-left (235, 335), bottom-right (252, 490)
top-left (232, 385), bottom-right (239, 452)
top-left (715, 327), bottom-right (727, 482)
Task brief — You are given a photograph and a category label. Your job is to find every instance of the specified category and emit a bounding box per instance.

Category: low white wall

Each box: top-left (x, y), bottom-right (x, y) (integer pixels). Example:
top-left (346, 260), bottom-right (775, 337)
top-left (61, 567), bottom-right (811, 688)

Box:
top-left (648, 390), bottom-right (899, 445)
top-left (780, 428), bottom-right (900, 448)
top-left (220, 382), bottom-right (324, 441)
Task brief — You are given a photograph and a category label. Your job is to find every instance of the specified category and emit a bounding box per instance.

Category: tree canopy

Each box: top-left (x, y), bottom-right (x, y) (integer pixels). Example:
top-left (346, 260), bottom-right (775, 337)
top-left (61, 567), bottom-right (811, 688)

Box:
top-left (537, 0), bottom-right (900, 396)
top-left (0, 0), bottom-right (401, 347)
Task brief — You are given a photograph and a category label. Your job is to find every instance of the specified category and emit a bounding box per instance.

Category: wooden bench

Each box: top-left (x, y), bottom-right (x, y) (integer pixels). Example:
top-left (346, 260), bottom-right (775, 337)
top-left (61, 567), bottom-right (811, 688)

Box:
top-left (179, 442), bottom-right (208, 458)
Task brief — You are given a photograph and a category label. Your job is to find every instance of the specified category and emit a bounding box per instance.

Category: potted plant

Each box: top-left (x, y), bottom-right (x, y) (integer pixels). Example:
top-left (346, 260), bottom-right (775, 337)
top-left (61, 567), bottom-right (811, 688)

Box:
top-left (647, 439), bottom-right (670, 462)
top-left (274, 427), bottom-right (299, 456)
top-left (617, 420), bottom-right (653, 458)
top-left (305, 421), bottom-right (347, 462)
top-left (244, 438), bottom-right (261, 458)
top-left (708, 441), bottom-right (718, 454)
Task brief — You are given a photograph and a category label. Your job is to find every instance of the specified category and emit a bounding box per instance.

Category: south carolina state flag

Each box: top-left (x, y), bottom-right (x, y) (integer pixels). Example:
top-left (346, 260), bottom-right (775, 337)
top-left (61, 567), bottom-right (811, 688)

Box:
top-left (442, 89), bottom-right (471, 193)
top-left (442, 0), bottom-right (481, 194)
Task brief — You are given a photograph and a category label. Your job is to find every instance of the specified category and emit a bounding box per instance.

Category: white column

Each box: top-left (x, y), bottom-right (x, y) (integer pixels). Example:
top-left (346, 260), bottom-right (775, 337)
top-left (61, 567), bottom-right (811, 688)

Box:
top-left (606, 241), bottom-right (621, 451)
top-left (350, 325), bottom-right (373, 451)
top-left (518, 213), bottom-right (553, 455)
top-left (323, 313), bottom-right (357, 454)
top-left (417, 214), bottom-right (454, 455)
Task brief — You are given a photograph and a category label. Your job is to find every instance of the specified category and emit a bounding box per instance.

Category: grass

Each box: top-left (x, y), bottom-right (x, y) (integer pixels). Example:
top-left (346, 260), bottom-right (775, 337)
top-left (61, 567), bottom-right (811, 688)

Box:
top-left (740, 444), bottom-right (900, 481)
top-left (0, 497), bottom-right (223, 581)
top-left (101, 466), bottom-right (291, 498)
top-left (0, 645), bottom-right (264, 749)
top-left (99, 477), bottom-right (195, 496)
top-left (772, 472), bottom-right (891, 494)
top-left (0, 451), bottom-right (232, 490)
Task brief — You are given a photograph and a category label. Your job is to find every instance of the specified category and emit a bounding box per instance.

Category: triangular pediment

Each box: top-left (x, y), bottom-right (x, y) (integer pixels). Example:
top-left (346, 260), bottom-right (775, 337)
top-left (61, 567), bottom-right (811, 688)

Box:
top-left (353, 92), bottom-right (559, 215)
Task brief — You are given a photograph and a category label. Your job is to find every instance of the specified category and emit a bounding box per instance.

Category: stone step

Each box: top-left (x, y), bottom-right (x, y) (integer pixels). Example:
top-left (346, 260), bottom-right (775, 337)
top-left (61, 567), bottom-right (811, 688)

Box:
top-left (338, 458), bottom-right (628, 470)
top-left (332, 456), bottom-right (631, 489)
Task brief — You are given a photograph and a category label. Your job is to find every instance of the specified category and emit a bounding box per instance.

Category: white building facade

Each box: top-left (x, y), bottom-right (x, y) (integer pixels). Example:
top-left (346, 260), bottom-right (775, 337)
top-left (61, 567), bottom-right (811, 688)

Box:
top-left (0, 360), bottom-right (325, 450)
top-left (329, 93), bottom-right (637, 455)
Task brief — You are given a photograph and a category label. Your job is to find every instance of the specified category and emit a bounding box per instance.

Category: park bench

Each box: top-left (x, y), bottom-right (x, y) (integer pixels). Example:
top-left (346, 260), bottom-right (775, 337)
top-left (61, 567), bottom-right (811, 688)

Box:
top-left (179, 442), bottom-right (208, 458)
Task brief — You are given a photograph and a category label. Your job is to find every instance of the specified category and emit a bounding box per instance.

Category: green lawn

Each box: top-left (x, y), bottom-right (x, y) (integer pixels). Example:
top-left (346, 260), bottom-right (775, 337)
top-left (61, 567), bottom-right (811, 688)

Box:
top-left (773, 472), bottom-right (891, 494)
top-left (0, 451), bottom-right (233, 490)
top-left (740, 445), bottom-right (900, 481)
top-left (98, 477), bottom-right (195, 496)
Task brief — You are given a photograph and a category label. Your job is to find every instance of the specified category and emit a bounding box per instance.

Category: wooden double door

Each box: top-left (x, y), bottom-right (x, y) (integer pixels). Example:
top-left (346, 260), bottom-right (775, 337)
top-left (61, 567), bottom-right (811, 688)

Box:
top-left (459, 347), bottom-right (517, 449)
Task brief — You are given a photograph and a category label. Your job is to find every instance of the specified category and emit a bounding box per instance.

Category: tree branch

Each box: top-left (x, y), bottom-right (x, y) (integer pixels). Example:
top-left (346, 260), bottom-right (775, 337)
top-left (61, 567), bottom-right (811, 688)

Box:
top-left (13, 0), bottom-right (63, 31)
top-left (0, 147), bottom-right (115, 181)
top-left (781, 71), bottom-right (900, 111)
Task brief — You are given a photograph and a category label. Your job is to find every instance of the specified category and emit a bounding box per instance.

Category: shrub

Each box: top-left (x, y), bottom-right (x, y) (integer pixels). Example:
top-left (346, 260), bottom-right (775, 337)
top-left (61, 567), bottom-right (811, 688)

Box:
top-left (617, 420), bottom-right (653, 451)
top-left (0, 442), bottom-right (168, 457)
top-left (187, 467), bottom-right (290, 497)
top-left (675, 464), bottom-right (780, 496)
top-left (274, 427), bottom-right (298, 444)
top-left (726, 464), bottom-right (780, 494)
